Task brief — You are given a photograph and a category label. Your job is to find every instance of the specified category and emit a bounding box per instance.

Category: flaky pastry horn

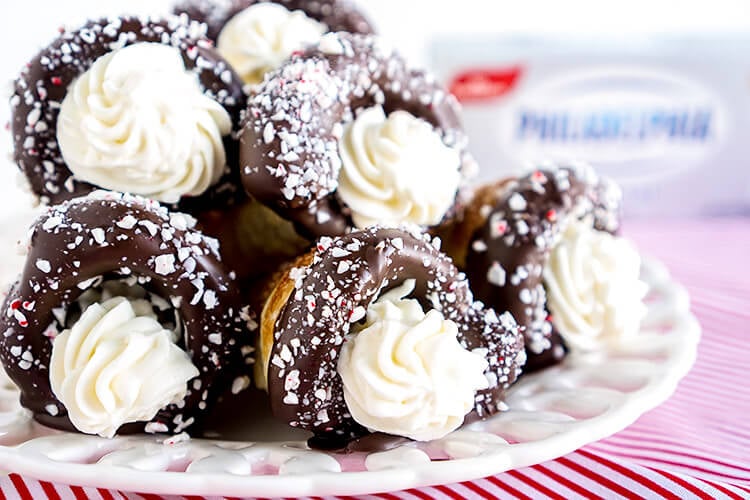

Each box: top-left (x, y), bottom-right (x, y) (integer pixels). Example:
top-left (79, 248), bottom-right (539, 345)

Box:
top-left (435, 178), bottom-right (515, 268)
top-left (254, 251), bottom-right (315, 391)
top-left (250, 227), bottom-right (524, 449)
top-left (198, 197), bottom-right (311, 281)
top-left (455, 165), bottom-right (625, 372)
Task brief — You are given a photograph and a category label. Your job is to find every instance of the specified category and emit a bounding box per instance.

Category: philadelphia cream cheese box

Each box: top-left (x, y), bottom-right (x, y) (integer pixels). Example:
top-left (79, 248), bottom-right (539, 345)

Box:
top-left (429, 35), bottom-right (750, 217)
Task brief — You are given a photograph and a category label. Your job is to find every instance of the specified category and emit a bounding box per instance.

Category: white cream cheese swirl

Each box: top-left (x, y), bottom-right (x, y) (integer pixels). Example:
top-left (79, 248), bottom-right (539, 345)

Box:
top-left (337, 106), bottom-right (462, 229)
top-left (217, 3), bottom-right (326, 85)
top-left (49, 297), bottom-right (199, 438)
top-left (544, 220), bottom-right (648, 352)
top-left (337, 280), bottom-right (488, 441)
top-left (57, 42), bottom-right (231, 204)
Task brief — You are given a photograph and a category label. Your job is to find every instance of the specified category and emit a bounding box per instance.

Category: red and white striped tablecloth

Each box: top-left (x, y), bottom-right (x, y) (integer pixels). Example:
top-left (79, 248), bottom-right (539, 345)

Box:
top-left (2, 218), bottom-right (749, 499)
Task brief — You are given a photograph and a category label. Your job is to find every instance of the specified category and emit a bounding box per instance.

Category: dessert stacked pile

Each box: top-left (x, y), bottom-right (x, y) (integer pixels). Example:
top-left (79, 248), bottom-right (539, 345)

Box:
top-left (0, 0), bottom-right (647, 449)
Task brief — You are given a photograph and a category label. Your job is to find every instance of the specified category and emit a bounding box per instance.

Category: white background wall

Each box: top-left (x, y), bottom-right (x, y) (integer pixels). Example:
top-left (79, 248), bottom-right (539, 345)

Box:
top-left (1, 0), bottom-right (749, 75)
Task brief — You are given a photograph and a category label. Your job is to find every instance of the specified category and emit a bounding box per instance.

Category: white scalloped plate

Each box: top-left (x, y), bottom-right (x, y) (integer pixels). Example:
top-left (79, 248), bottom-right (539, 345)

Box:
top-left (0, 206), bottom-right (700, 497)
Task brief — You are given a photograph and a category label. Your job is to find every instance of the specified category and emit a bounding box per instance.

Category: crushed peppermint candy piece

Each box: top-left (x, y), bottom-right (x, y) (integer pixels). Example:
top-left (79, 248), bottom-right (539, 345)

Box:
top-left (487, 262), bottom-right (507, 287)
top-left (35, 259), bottom-right (51, 273)
top-left (154, 254), bottom-right (177, 275)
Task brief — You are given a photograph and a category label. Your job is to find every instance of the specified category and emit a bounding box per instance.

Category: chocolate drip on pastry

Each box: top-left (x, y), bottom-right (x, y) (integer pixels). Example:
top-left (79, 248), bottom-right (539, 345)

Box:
top-left (174, 0), bottom-right (374, 41)
top-left (266, 227), bottom-right (524, 445)
top-left (240, 32), bottom-right (469, 239)
top-left (11, 15), bottom-right (245, 212)
top-left (464, 165), bottom-right (621, 370)
top-left (0, 192), bottom-right (256, 435)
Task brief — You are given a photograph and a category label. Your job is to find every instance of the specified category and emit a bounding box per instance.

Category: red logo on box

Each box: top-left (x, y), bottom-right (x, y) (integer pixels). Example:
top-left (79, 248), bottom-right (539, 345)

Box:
top-left (449, 66), bottom-right (523, 103)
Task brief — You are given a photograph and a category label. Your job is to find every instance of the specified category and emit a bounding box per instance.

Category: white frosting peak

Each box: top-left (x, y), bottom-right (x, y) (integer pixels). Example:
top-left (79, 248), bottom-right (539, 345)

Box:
top-left (544, 220), bottom-right (648, 351)
top-left (338, 280), bottom-right (488, 441)
top-left (217, 3), bottom-right (326, 85)
top-left (49, 297), bottom-right (199, 438)
top-left (57, 42), bottom-right (231, 203)
top-left (337, 106), bottom-right (461, 229)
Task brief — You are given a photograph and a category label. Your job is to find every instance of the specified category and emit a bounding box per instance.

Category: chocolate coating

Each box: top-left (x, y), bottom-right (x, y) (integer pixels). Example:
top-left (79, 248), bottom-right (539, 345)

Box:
top-left (267, 227), bottom-right (524, 446)
top-left (464, 165), bottom-right (621, 370)
top-left (522, 330), bottom-right (567, 373)
top-left (240, 32), bottom-right (471, 239)
top-left (10, 15), bottom-right (246, 213)
top-left (0, 191), bottom-right (257, 435)
top-left (173, 0), bottom-right (374, 41)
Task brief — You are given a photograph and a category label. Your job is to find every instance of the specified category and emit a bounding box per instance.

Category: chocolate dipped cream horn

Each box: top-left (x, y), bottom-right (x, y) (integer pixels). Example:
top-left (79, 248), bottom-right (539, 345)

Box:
top-left (439, 164), bottom-right (647, 371)
top-left (0, 192), bottom-right (258, 437)
top-left (254, 226), bottom-right (524, 449)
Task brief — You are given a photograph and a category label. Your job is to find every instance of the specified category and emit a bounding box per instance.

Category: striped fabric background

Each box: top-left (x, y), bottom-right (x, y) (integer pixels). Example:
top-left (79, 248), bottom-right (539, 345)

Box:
top-left (2, 218), bottom-right (749, 499)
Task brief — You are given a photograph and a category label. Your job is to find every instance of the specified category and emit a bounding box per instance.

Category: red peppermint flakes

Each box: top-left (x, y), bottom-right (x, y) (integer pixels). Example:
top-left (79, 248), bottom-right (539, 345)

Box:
top-left (14, 310), bottom-right (28, 327)
top-left (532, 170), bottom-right (547, 183)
